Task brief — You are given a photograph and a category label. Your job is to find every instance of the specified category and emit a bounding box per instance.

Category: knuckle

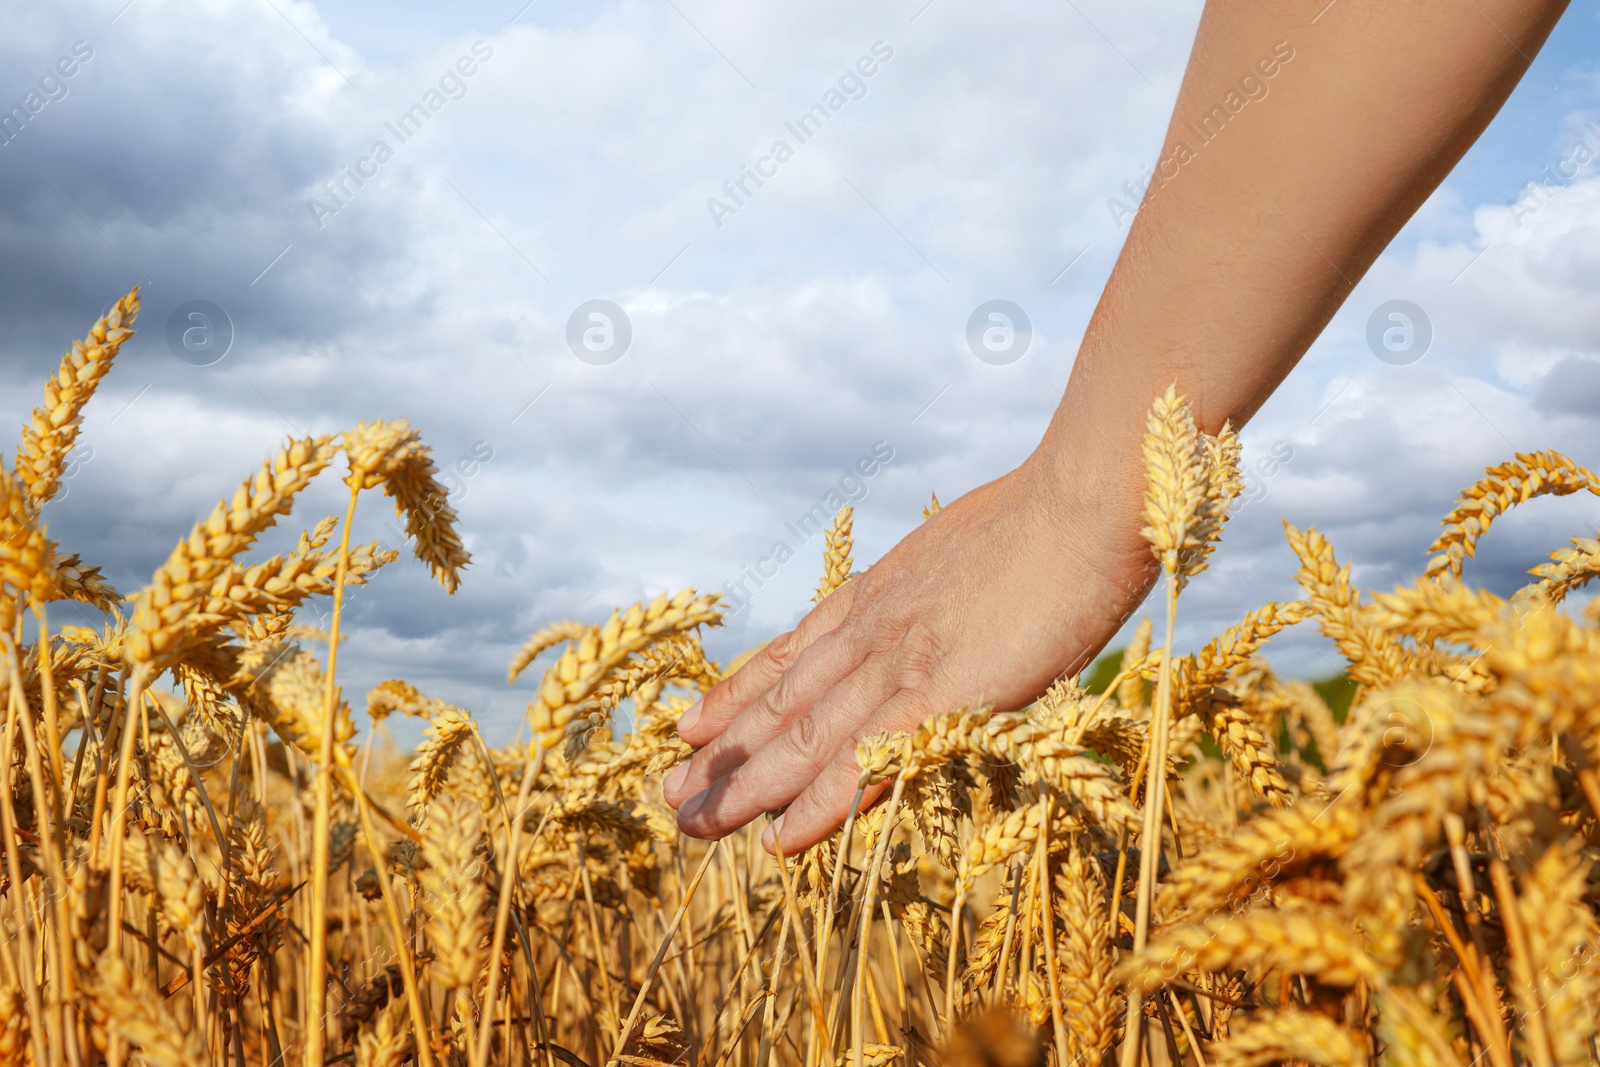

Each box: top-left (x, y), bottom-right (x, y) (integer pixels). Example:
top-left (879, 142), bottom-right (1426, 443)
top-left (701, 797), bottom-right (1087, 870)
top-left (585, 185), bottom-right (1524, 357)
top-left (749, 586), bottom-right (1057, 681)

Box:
top-left (786, 713), bottom-right (824, 763)
top-left (792, 608), bottom-right (829, 642)
top-left (845, 558), bottom-right (884, 597)
top-left (749, 697), bottom-right (785, 732)
top-left (829, 616), bottom-right (878, 663)
top-left (768, 665), bottom-right (810, 717)
top-left (890, 622), bottom-right (945, 691)
top-left (705, 636), bottom-right (792, 716)
top-left (799, 581), bottom-right (855, 632)
top-left (742, 684), bottom-right (787, 731)
top-left (764, 629), bottom-right (800, 670)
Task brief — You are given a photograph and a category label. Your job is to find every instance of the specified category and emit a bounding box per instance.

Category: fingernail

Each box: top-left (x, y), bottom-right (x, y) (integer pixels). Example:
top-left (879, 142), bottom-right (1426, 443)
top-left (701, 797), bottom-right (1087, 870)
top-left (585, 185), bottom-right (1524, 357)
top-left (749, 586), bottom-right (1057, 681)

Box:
top-left (678, 700), bottom-right (702, 734)
top-left (663, 765), bottom-right (688, 800)
top-left (762, 814), bottom-right (785, 854)
top-left (678, 790), bottom-right (708, 821)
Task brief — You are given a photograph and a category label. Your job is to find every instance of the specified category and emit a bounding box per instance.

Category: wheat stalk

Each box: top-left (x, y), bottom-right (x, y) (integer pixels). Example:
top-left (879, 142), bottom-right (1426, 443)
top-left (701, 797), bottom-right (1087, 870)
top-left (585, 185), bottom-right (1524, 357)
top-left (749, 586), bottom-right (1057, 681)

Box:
top-left (1121, 384), bottom-right (1212, 1067)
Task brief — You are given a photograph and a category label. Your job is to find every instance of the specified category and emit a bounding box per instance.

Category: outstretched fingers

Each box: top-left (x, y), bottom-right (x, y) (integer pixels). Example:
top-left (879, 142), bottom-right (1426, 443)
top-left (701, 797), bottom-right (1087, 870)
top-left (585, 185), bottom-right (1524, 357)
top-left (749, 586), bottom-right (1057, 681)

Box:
top-left (759, 688), bottom-right (930, 853)
top-left (665, 618), bottom-right (864, 810)
top-left (761, 752), bottom-right (889, 855)
top-left (676, 580), bottom-right (858, 748)
top-left (673, 657), bottom-right (883, 839)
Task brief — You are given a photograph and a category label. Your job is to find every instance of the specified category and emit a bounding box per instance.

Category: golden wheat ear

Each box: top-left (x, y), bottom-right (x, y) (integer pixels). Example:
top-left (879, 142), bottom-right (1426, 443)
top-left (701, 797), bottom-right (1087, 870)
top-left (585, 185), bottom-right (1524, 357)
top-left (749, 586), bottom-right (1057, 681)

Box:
top-left (12, 293), bottom-right (140, 611)
top-left (18, 287), bottom-right (139, 510)
top-left (1121, 907), bottom-right (1380, 996)
top-left (367, 677), bottom-right (445, 722)
top-left (506, 619), bottom-right (590, 684)
top-left (86, 954), bottom-right (206, 1066)
top-left (1056, 848), bottom-right (1118, 1066)
top-left (1140, 383), bottom-right (1206, 576)
top-left (622, 1015), bottom-right (691, 1063)
top-left (341, 419), bottom-right (471, 593)
top-left (941, 1008), bottom-right (1044, 1067)
top-left (815, 504), bottom-right (854, 602)
top-left (407, 705), bottom-right (478, 820)
top-left (520, 588), bottom-right (721, 746)
top-left (1208, 1010), bottom-right (1369, 1067)
top-left (356, 1005), bottom-right (408, 1067)
top-left (0, 465), bottom-right (61, 624)
top-left (126, 434), bottom-right (334, 670)
top-left (261, 645), bottom-right (355, 768)
top-left (1527, 533), bottom-right (1600, 603)
top-left (1425, 450), bottom-right (1600, 579)
top-left (417, 792), bottom-right (489, 993)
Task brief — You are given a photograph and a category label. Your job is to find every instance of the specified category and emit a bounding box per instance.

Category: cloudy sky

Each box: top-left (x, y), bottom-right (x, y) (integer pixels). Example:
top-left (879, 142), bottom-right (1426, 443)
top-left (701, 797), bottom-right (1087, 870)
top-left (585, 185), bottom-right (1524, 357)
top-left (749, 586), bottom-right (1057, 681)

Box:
top-left (2, 0), bottom-right (1598, 741)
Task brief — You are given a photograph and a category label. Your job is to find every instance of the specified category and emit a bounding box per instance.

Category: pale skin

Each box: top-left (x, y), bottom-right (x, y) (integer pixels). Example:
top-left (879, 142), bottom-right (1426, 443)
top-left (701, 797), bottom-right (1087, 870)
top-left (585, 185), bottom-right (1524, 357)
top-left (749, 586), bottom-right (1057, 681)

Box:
top-left (665, 0), bottom-right (1573, 852)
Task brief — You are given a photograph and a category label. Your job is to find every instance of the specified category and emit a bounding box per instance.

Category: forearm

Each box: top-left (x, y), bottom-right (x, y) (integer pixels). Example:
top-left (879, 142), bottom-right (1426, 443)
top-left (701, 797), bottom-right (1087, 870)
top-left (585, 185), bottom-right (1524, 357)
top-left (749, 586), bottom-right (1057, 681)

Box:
top-left (1033, 0), bottom-right (1568, 524)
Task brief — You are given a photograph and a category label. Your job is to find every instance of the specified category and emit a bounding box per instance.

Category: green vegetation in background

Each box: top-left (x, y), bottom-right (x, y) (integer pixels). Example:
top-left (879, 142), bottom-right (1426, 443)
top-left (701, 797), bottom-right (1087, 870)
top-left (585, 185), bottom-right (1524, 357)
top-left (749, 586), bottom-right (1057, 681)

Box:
top-left (1312, 672), bottom-right (1357, 723)
top-left (1083, 647), bottom-right (1127, 695)
top-left (1084, 647), bottom-right (1356, 768)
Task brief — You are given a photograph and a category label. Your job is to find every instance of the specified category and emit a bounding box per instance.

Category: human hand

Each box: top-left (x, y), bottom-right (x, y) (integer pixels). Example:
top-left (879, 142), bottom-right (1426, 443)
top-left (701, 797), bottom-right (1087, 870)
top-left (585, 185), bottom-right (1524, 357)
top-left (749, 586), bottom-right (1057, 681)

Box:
top-left (662, 456), bottom-right (1153, 854)
top-left (663, 0), bottom-right (1571, 855)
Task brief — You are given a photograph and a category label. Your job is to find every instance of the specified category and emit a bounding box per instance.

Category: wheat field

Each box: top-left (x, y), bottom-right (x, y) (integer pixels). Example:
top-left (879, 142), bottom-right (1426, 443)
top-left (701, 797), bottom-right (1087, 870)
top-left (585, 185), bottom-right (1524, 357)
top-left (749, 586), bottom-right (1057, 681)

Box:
top-left (2, 289), bottom-right (1599, 1067)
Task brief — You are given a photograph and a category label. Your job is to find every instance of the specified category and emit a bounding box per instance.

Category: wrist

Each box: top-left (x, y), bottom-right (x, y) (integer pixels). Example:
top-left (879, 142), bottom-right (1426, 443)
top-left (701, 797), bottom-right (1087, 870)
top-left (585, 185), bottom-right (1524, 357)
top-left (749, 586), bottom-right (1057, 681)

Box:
top-left (1016, 423), bottom-right (1157, 625)
top-left (1023, 396), bottom-right (1149, 557)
